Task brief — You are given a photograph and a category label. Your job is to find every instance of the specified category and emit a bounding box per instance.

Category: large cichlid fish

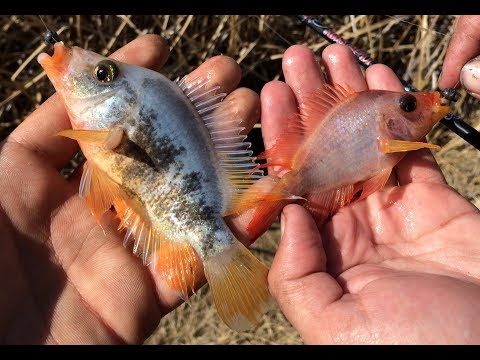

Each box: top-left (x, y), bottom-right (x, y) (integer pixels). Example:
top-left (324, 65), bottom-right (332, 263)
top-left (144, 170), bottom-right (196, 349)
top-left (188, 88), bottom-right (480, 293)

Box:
top-left (238, 84), bottom-right (450, 237)
top-left (38, 42), bottom-right (271, 331)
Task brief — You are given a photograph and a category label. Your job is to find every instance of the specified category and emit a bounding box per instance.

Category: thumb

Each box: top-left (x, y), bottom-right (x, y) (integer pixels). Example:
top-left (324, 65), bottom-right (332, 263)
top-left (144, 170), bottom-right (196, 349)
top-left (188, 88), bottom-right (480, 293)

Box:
top-left (268, 204), bottom-right (343, 343)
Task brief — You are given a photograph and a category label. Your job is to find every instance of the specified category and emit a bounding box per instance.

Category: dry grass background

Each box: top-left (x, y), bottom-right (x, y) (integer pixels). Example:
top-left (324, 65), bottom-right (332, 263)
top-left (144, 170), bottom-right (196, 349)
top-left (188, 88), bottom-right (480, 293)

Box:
top-left (1, 15), bottom-right (479, 344)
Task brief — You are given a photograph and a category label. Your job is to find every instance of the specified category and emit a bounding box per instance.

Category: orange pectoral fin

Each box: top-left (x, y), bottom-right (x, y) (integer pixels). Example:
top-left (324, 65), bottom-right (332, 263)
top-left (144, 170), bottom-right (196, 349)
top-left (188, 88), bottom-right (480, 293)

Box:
top-left (379, 139), bottom-right (440, 153)
top-left (56, 127), bottom-right (124, 149)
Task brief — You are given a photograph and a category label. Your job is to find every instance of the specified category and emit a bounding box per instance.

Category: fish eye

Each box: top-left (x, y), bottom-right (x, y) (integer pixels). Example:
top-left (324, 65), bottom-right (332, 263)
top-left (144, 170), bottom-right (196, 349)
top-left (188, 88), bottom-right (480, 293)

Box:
top-left (93, 60), bottom-right (119, 83)
top-left (398, 94), bottom-right (417, 112)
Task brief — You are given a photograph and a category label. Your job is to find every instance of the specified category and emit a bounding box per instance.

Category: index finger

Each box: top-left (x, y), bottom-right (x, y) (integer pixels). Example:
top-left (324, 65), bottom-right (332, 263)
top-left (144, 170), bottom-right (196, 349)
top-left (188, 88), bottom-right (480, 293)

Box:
top-left (439, 16), bottom-right (480, 89)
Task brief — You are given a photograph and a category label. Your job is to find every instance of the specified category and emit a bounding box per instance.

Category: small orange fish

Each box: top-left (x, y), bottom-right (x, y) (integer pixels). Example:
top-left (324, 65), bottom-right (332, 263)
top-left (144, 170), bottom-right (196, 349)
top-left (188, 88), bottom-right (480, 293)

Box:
top-left (38, 42), bottom-right (272, 331)
top-left (235, 84), bottom-right (450, 236)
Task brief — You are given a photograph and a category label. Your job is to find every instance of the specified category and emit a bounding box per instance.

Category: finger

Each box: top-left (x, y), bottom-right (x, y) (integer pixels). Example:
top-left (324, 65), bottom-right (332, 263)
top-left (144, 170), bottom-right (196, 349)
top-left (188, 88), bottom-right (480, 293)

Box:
top-left (459, 55), bottom-right (480, 98)
top-left (221, 87), bottom-right (260, 135)
top-left (322, 44), bottom-right (368, 91)
top-left (9, 34), bottom-right (170, 171)
top-left (260, 81), bottom-right (298, 176)
top-left (268, 204), bottom-right (343, 342)
top-left (282, 45), bottom-right (325, 106)
top-left (365, 64), bottom-right (405, 92)
top-left (185, 55), bottom-right (241, 95)
top-left (439, 16), bottom-right (480, 90)
top-left (110, 34), bottom-right (170, 71)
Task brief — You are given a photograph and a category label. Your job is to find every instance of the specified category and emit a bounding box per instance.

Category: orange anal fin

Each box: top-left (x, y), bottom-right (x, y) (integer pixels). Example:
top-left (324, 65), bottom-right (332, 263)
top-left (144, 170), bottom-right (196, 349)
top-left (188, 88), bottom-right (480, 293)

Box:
top-left (379, 139), bottom-right (440, 153)
top-left (355, 167), bottom-right (392, 202)
top-left (153, 240), bottom-right (204, 301)
top-left (204, 242), bottom-right (273, 332)
top-left (110, 183), bottom-right (204, 300)
top-left (303, 184), bottom-right (356, 226)
top-left (56, 127), bottom-right (124, 149)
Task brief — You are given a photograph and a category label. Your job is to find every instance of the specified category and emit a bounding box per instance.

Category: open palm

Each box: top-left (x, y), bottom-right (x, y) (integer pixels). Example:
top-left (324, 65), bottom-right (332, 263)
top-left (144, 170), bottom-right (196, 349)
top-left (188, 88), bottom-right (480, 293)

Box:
top-left (0, 35), bottom-right (260, 344)
top-left (265, 44), bottom-right (480, 344)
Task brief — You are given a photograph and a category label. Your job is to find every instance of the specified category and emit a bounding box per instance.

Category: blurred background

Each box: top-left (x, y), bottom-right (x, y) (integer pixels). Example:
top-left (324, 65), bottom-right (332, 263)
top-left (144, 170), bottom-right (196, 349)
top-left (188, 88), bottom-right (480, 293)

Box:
top-left (1, 15), bottom-right (479, 344)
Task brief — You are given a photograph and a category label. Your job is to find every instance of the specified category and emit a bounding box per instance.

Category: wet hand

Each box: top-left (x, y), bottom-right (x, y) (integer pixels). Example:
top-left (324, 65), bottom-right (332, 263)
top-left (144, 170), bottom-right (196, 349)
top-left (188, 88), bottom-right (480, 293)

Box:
top-left (265, 44), bottom-right (480, 344)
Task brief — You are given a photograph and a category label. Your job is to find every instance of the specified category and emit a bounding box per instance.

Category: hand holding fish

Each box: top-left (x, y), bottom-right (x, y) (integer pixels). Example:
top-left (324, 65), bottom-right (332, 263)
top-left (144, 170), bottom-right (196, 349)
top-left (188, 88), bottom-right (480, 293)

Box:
top-left (0, 34), bottom-right (264, 344)
top-left (266, 44), bottom-right (480, 344)
top-left (439, 15), bottom-right (480, 98)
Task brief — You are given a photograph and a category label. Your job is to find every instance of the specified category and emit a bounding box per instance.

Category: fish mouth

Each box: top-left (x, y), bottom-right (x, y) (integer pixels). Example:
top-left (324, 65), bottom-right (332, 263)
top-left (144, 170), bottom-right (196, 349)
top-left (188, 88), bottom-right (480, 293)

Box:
top-left (37, 42), bottom-right (72, 91)
top-left (431, 91), bottom-right (450, 124)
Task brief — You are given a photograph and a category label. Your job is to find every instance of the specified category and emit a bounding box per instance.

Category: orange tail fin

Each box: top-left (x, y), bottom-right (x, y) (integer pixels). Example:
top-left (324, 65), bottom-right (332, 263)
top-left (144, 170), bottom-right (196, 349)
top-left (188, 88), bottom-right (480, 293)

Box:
top-left (204, 241), bottom-right (272, 331)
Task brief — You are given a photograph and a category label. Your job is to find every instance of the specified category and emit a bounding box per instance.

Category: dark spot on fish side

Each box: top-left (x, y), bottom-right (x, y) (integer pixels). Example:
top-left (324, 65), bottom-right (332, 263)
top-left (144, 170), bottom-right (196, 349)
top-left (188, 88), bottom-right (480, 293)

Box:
top-left (352, 189), bottom-right (362, 202)
top-left (115, 138), bottom-right (156, 168)
top-left (181, 172), bottom-right (202, 194)
top-left (155, 136), bottom-right (186, 169)
top-left (387, 119), bottom-right (395, 131)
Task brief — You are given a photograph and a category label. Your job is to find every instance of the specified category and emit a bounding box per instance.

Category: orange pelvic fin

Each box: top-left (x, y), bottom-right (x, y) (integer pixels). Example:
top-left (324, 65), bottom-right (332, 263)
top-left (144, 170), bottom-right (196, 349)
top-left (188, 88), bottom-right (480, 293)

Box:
top-left (299, 83), bottom-right (357, 133)
top-left (355, 167), bottom-right (392, 202)
top-left (79, 161), bottom-right (123, 223)
top-left (379, 139), bottom-right (440, 153)
top-left (56, 127), bottom-right (124, 149)
top-left (204, 241), bottom-right (272, 331)
top-left (303, 184), bottom-right (356, 226)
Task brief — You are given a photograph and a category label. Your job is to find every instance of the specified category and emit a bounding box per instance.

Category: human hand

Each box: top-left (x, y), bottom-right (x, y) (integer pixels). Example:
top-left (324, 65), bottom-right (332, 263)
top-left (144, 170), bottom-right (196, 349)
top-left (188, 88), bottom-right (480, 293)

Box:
top-left (264, 44), bottom-right (480, 344)
top-left (439, 15), bottom-right (480, 97)
top-left (0, 34), bottom-right (260, 344)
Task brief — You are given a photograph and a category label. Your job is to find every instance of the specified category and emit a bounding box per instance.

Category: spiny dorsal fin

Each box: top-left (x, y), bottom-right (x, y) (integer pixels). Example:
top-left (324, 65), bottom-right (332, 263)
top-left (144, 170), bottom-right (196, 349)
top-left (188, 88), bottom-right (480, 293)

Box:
top-left (299, 83), bottom-right (357, 133)
top-left (256, 83), bottom-right (357, 173)
top-left (175, 76), bottom-right (263, 211)
top-left (80, 161), bottom-right (203, 301)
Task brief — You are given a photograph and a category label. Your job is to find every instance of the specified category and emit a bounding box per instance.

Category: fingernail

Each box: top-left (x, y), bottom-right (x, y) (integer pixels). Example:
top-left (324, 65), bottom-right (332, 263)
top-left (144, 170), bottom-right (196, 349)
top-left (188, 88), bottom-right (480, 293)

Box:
top-left (280, 211), bottom-right (285, 238)
top-left (461, 57), bottom-right (480, 96)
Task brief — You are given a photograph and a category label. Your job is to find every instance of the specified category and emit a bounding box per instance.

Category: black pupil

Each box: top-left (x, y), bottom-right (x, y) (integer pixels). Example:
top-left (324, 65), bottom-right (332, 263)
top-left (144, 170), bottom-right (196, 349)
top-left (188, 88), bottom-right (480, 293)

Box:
top-left (96, 66), bottom-right (109, 81)
top-left (399, 94), bottom-right (417, 112)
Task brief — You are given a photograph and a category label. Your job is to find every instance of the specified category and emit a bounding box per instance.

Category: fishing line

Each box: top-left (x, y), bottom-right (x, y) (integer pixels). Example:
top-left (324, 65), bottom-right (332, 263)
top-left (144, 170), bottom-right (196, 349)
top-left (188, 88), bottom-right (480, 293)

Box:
top-left (385, 15), bottom-right (451, 39)
top-left (296, 15), bottom-right (480, 151)
top-left (39, 15), bottom-right (60, 46)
